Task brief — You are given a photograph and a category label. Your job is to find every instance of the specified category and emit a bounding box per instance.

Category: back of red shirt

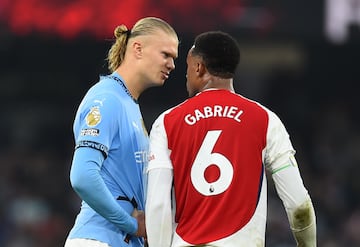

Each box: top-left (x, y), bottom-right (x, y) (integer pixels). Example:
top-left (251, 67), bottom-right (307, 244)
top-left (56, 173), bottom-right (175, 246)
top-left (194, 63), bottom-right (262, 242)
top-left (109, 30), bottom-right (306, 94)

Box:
top-left (163, 89), bottom-right (269, 244)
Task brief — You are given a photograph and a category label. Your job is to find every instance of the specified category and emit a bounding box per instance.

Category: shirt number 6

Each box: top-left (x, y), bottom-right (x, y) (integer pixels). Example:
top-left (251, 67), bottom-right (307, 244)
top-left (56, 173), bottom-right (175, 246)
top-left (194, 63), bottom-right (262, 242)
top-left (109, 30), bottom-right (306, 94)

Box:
top-left (190, 130), bottom-right (234, 196)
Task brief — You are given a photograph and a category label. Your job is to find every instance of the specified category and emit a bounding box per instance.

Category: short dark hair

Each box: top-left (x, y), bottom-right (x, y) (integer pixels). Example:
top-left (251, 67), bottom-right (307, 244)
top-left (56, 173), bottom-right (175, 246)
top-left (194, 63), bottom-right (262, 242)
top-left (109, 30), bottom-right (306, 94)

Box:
top-left (192, 31), bottom-right (240, 78)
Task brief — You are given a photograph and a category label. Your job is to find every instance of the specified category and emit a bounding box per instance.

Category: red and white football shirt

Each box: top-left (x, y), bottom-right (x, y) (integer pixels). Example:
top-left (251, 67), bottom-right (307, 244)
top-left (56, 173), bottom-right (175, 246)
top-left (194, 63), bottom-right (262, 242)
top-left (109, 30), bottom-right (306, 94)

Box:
top-left (146, 89), bottom-right (297, 246)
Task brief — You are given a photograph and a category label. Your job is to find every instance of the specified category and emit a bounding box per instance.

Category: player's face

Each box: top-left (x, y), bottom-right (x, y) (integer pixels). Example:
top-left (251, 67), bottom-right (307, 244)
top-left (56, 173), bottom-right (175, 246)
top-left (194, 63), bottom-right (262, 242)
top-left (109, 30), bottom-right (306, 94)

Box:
top-left (186, 47), bottom-right (202, 97)
top-left (140, 30), bottom-right (178, 87)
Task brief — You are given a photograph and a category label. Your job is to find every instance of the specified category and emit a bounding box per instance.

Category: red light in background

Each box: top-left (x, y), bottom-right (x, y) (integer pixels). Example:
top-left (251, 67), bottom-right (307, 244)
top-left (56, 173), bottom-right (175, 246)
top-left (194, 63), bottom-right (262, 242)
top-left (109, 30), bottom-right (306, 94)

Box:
top-left (0, 0), bottom-right (255, 39)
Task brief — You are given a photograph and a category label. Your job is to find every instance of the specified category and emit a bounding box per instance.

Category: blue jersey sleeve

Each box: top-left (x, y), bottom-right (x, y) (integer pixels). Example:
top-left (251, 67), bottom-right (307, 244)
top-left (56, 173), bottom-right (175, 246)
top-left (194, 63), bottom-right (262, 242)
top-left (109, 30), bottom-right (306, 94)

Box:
top-left (70, 146), bottom-right (138, 234)
top-left (73, 92), bottom-right (121, 154)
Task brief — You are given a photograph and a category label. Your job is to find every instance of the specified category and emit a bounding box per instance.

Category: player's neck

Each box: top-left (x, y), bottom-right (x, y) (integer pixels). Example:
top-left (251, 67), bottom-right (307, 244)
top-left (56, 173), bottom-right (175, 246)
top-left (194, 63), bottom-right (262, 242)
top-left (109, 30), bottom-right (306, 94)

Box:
top-left (202, 78), bottom-right (235, 92)
top-left (115, 67), bottom-right (143, 100)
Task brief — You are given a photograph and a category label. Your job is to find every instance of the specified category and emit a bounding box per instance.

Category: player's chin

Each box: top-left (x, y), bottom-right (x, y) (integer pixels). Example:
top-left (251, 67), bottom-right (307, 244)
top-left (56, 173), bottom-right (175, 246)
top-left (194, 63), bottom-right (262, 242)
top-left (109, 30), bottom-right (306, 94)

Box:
top-left (149, 73), bottom-right (168, 87)
top-left (158, 75), bottom-right (168, 85)
top-left (150, 78), bottom-right (166, 88)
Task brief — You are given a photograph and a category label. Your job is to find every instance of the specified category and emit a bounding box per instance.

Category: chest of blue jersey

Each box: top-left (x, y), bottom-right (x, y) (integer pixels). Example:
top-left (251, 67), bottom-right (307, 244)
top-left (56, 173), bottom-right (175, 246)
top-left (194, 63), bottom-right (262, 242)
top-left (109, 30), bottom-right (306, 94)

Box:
top-left (73, 75), bottom-right (149, 210)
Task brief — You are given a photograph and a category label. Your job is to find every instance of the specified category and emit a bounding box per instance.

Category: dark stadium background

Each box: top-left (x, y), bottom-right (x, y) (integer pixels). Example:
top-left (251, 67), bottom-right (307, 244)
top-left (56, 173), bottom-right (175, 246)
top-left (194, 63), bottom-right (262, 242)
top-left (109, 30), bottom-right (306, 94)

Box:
top-left (0, 0), bottom-right (359, 246)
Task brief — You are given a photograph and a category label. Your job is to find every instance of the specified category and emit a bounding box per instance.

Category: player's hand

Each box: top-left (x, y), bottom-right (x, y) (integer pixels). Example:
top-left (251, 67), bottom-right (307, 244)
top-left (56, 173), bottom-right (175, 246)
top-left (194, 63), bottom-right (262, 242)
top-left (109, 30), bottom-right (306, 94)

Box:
top-left (132, 208), bottom-right (147, 238)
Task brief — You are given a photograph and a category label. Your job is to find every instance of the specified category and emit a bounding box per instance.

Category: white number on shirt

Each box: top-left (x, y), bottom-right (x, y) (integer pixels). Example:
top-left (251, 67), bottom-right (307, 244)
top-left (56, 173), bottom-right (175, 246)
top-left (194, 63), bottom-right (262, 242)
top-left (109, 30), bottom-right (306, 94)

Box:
top-left (190, 130), bottom-right (234, 196)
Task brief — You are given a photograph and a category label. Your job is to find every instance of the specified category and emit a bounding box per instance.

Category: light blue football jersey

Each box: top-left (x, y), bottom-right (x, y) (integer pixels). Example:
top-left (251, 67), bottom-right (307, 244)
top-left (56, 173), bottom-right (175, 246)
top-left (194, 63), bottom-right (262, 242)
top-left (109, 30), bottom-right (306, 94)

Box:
top-left (68, 72), bottom-right (149, 247)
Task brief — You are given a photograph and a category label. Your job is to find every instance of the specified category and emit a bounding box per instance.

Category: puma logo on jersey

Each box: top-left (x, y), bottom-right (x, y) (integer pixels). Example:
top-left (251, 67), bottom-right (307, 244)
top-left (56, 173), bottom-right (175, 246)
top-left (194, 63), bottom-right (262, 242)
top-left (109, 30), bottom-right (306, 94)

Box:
top-left (184, 105), bottom-right (243, 125)
top-left (93, 98), bottom-right (106, 106)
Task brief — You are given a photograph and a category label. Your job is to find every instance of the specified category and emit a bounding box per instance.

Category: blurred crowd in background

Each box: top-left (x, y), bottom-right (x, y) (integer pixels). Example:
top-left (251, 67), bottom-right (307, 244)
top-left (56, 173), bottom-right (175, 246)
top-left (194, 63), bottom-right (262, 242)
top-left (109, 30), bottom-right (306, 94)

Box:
top-left (1, 0), bottom-right (359, 246)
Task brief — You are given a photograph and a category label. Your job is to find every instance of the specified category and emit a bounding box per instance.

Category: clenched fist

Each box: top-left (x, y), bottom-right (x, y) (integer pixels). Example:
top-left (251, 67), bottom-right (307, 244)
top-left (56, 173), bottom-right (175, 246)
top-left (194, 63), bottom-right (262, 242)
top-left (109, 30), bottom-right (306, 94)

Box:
top-left (132, 208), bottom-right (147, 238)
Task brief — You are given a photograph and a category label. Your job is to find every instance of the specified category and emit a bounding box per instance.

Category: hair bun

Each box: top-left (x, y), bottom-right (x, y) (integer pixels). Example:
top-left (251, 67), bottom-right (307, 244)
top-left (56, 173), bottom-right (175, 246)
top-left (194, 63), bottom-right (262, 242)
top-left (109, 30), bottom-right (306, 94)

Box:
top-left (114, 25), bottom-right (129, 38)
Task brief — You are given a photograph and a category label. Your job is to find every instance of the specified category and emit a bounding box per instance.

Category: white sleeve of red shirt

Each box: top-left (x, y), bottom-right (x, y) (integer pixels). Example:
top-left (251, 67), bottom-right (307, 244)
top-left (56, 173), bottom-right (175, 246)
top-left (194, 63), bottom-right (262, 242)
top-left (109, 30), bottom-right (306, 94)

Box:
top-left (146, 112), bottom-right (175, 247)
top-left (263, 108), bottom-right (310, 208)
top-left (264, 108), bottom-right (316, 245)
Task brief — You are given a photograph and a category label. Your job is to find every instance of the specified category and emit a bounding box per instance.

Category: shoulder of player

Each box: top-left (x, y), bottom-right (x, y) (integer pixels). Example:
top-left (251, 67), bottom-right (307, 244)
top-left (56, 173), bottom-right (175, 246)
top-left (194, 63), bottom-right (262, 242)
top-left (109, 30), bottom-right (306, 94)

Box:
top-left (161, 98), bottom-right (192, 119)
top-left (78, 89), bottom-right (129, 126)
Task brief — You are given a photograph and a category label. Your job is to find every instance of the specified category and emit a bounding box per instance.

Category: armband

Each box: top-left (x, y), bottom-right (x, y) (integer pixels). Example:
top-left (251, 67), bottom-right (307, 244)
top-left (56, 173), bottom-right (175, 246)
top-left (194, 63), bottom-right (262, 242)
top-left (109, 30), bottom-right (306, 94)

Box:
top-left (75, 140), bottom-right (109, 158)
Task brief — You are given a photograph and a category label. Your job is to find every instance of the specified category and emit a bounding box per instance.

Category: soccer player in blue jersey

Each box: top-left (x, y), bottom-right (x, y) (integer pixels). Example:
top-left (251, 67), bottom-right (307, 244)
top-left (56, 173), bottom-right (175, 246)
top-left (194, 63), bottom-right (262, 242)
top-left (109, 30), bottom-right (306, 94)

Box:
top-left (64, 17), bottom-right (178, 247)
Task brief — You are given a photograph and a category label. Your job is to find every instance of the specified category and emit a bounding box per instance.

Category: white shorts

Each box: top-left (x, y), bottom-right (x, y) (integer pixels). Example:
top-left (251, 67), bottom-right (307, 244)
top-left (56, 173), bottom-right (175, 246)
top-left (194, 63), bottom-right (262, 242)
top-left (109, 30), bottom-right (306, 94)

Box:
top-left (64, 238), bottom-right (110, 247)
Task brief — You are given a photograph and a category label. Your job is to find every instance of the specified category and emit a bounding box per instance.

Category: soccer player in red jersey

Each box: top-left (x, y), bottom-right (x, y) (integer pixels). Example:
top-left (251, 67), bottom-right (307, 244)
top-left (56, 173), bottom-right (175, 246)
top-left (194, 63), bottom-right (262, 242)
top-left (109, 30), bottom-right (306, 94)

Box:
top-left (145, 31), bottom-right (316, 247)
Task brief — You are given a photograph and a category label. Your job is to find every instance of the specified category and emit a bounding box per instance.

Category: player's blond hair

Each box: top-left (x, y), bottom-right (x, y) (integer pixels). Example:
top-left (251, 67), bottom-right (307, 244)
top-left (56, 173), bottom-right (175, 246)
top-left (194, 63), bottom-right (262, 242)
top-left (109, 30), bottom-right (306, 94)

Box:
top-left (107, 17), bottom-right (178, 73)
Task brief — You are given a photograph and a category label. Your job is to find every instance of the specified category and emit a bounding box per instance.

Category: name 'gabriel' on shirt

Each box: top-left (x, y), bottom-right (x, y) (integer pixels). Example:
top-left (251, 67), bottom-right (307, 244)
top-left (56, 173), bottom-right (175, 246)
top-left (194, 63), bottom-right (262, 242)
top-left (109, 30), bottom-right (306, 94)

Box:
top-left (184, 105), bottom-right (244, 125)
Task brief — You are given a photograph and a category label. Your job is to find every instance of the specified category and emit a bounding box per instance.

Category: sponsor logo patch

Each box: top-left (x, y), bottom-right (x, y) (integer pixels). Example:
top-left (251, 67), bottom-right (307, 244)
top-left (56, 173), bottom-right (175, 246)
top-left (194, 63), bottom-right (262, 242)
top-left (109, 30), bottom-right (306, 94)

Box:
top-left (80, 128), bottom-right (100, 136)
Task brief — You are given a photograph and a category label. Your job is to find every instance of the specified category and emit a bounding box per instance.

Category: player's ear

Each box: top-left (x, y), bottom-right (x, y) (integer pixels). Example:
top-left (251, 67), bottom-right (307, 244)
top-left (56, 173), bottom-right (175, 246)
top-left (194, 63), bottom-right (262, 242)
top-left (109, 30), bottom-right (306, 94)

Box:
top-left (133, 41), bottom-right (142, 58)
top-left (197, 61), bottom-right (206, 77)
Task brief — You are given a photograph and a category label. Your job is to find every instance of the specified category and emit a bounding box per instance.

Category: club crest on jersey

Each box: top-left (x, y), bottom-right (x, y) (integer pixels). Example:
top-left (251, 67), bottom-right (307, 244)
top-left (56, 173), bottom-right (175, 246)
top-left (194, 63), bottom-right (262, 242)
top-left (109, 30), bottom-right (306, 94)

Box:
top-left (86, 106), bottom-right (102, 127)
